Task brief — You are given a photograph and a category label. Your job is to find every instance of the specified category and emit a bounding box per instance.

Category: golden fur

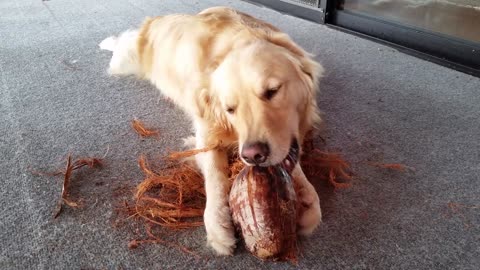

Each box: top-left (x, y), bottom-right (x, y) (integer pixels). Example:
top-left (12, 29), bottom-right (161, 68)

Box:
top-left (133, 7), bottom-right (323, 150)
top-left (100, 6), bottom-right (324, 255)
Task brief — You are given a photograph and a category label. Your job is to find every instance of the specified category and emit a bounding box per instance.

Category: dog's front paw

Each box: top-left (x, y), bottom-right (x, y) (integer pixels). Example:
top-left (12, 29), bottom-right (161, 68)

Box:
top-left (204, 203), bottom-right (237, 255)
top-left (297, 187), bottom-right (322, 236)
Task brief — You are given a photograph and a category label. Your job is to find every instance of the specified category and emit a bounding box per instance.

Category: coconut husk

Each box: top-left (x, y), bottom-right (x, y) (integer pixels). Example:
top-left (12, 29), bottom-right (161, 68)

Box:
top-left (229, 164), bottom-right (298, 263)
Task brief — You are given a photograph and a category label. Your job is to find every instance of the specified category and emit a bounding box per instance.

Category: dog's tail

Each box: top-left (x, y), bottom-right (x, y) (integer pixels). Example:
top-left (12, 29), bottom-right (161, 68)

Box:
top-left (99, 36), bottom-right (118, 52)
top-left (99, 30), bottom-right (141, 76)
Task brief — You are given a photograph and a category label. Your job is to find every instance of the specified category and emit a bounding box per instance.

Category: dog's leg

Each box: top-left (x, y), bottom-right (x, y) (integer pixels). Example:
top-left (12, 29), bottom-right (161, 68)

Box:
top-left (194, 120), bottom-right (236, 255)
top-left (292, 164), bottom-right (322, 235)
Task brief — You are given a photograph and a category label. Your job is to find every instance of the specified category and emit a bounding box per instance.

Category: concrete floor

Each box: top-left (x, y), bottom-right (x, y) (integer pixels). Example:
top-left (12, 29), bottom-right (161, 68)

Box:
top-left (1, 0), bottom-right (479, 269)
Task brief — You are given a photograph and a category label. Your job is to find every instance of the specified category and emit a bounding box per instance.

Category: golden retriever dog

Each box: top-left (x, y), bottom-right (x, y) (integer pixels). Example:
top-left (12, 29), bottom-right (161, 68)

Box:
top-left (100, 6), bottom-right (324, 255)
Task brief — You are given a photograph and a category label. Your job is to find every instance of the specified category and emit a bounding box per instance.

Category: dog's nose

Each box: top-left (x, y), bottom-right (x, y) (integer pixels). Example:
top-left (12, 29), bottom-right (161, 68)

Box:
top-left (241, 142), bottom-right (270, 165)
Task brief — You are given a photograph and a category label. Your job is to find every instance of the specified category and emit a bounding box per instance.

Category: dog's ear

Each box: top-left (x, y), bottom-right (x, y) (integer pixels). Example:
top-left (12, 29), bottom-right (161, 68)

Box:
top-left (266, 32), bottom-right (305, 57)
top-left (197, 88), bottom-right (234, 130)
top-left (266, 32), bottom-right (323, 83)
top-left (195, 88), bottom-right (236, 147)
top-left (267, 32), bottom-right (324, 137)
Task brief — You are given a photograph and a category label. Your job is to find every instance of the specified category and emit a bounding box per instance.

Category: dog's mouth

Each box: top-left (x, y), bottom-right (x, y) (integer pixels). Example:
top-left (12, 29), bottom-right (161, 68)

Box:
top-left (279, 139), bottom-right (299, 173)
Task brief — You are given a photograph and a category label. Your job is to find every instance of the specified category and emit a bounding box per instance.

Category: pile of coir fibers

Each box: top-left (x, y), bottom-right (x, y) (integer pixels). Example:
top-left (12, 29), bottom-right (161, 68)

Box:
top-left (129, 120), bottom-right (353, 233)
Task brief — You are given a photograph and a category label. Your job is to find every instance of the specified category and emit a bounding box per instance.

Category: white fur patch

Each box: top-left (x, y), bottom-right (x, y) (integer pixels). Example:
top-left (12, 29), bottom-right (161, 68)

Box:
top-left (99, 36), bottom-right (117, 51)
top-left (100, 30), bottom-right (140, 76)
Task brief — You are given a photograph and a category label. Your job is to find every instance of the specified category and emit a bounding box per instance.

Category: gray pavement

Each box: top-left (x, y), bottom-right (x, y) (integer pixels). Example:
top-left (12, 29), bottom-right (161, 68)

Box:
top-left (1, 0), bottom-right (479, 269)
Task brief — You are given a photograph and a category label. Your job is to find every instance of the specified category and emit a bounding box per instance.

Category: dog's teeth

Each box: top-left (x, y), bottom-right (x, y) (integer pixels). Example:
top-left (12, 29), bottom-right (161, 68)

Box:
top-left (285, 159), bottom-right (290, 167)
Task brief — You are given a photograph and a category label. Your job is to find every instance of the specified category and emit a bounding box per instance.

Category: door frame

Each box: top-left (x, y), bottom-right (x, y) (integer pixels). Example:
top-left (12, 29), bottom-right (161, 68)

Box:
top-left (243, 0), bottom-right (326, 23)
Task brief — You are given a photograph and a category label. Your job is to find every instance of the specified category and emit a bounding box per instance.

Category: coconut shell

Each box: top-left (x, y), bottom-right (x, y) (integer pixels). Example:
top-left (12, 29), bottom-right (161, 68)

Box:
top-left (228, 164), bottom-right (297, 261)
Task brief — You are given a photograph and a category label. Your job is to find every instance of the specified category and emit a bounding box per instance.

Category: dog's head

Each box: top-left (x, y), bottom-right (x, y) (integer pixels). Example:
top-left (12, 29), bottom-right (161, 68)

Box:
top-left (210, 34), bottom-right (323, 166)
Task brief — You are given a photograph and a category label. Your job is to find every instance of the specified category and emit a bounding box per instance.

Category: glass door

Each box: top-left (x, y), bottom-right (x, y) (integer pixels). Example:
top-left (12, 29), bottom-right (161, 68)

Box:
top-left (245, 0), bottom-right (480, 76)
top-left (331, 0), bottom-right (480, 76)
top-left (341, 0), bottom-right (480, 43)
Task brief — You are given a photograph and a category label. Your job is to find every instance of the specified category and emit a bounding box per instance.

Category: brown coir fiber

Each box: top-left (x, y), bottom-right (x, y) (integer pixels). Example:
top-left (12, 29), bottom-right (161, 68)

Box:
top-left (301, 149), bottom-right (353, 189)
top-left (367, 162), bottom-right (408, 171)
top-left (133, 155), bottom-right (206, 229)
top-left (132, 144), bottom-right (353, 230)
top-left (31, 154), bottom-right (103, 218)
top-left (127, 223), bottom-right (202, 259)
top-left (131, 119), bottom-right (160, 137)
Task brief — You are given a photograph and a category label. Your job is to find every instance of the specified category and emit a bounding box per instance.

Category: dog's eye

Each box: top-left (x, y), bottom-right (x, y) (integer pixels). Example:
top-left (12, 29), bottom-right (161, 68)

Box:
top-left (264, 86), bottom-right (280, 100)
top-left (226, 107), bottom-right (235, 114)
